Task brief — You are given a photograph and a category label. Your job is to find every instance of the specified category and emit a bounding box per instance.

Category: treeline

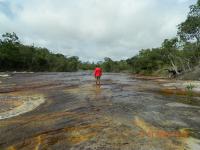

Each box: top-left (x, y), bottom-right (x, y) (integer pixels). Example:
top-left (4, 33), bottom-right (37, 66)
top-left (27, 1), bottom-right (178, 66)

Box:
top-left (127, 39), bottom-right (200, 75)
top-left (127, 0), bottom-right (200, 76)
top-left (0, 33), bottom-right (80, 72)
top-left (81, 58), bottom-right (129, 72)
top-left (0, 32), bottom-right (130, 72)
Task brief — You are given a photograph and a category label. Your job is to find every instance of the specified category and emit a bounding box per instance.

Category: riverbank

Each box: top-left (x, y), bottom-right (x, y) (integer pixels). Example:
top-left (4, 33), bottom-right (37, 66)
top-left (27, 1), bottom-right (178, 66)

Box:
top-left (133, 74), bottom-right (200, 96)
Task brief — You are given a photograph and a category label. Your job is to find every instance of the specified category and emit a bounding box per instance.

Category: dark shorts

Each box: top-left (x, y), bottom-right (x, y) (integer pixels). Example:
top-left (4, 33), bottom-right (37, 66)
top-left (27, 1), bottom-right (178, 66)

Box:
top-left (95, 76), bottom-right (101, 80)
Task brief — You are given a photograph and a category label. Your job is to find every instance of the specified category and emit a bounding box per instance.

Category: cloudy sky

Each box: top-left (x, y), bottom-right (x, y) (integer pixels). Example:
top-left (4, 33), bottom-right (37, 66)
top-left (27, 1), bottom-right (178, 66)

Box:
top-left (0, 0), bottom-right (196, 62)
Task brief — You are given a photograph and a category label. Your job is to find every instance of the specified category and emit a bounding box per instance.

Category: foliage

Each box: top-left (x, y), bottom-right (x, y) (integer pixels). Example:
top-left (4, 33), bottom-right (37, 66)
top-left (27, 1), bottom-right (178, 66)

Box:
top-left (185, 83), bottom-right (195, 91)
top-left (101, 57), bottom-right (128, 72)
top-left (0, 33), bottom-right (80, 72)
top-left (185, 83), bottom-right (195, 100)
top-left (80, 57), bottom-right (129, 72)
top-left (178, 0), bottom-right (200, 44)
top-left (127, 0), bottom-right (200, 76)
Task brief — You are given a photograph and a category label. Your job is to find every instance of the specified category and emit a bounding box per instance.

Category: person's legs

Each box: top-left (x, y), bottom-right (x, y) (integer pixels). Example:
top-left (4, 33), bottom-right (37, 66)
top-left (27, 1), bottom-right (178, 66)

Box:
top-left (97, 76), bottom-right (101, 85)
top-left (95, 76), bottom-right (98, 85)
top-left (95, 76), bottom-right (101, 85)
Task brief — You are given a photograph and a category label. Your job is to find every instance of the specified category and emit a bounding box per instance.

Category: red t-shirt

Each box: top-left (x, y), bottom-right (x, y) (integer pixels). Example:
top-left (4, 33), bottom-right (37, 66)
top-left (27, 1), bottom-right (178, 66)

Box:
top-left (94, 68), bottom-right (102, 77)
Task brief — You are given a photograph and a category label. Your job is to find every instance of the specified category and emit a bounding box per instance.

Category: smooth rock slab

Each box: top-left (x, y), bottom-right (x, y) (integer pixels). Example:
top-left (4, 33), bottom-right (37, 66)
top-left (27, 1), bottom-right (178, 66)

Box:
top-left (0, 95), bottom-right (45, 120)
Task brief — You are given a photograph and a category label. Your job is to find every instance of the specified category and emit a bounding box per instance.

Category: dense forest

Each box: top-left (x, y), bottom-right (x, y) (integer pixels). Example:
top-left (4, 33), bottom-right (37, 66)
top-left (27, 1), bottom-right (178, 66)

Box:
top-left (0, 32), bottom-right (80, 72)
top-left (0, 32), bottom-right (130, 72)
top-left (0, 0), bottom-right (199, 77)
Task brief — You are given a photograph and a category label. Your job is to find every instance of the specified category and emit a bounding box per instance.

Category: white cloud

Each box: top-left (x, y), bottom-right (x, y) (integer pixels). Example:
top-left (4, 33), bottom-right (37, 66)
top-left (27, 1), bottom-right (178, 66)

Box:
top-left (0, 0), bottom-right (196, 62)
top-left (178, 0), bottom-right (190, 3)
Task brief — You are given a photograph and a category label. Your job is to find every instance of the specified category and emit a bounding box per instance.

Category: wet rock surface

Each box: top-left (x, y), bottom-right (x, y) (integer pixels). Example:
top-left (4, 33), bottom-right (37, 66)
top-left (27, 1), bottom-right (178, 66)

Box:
top-left (0, 72), bottom-right (200, 150)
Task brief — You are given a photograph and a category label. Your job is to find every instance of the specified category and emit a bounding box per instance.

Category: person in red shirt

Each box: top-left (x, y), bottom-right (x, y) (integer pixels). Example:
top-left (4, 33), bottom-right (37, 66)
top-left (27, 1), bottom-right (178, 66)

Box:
top-left (93, 66), bottom-right (102, 85)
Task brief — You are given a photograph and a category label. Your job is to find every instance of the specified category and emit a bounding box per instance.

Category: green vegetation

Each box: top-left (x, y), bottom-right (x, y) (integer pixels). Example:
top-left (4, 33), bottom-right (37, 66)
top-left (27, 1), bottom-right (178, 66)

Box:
top-left (0, 0), bottom-right (199, 75)
top-left (100, 57), bottom-right (128, 72)
top-left (186, 83), bottom-right (195, 91)
top-left (0, 33), bottom-right (80, 72)
top-left (80, 57), bottom-right (129, 73)
top-left (185, 83), bottom-right (195, 101)
top-left (0, 32), bottom-right (130, 72)
top-left (126, 0), bottom-right (200, 76)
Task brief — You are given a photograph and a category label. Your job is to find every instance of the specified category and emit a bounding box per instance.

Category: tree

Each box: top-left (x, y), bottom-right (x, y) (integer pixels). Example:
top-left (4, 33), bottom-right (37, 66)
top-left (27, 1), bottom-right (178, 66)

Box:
top-left (178, 0), bottom-right (200, 44)
top-left (2, 32), bottom-right (20, 44)
top-left (66, 56), bottom-right (80, 71)
top-left (0, 32), bottom-right (81, 72)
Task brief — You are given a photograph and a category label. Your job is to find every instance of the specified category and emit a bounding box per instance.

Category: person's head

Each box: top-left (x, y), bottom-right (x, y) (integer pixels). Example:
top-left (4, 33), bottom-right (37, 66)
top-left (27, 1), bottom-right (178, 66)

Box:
top-left (96, 64), bottom-right (100, 68)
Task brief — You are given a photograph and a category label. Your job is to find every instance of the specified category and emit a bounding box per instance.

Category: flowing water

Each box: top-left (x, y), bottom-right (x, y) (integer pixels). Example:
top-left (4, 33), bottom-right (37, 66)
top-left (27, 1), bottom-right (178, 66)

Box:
top-left (0, 72), bottom-right (200, 150)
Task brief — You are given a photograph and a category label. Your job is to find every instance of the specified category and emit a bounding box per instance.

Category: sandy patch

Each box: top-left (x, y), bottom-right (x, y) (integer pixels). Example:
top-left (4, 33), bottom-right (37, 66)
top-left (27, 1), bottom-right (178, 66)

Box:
top-left (0, 95), bottom-right (45, 120)
top-left (162, 81), bottom-right (200, 92)
top-left (166, 102), bottom-right (200, 108)
top-left (184, 137), bottom-right (200, 150)
top-left (0, 74), bottom-right (10, 78)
